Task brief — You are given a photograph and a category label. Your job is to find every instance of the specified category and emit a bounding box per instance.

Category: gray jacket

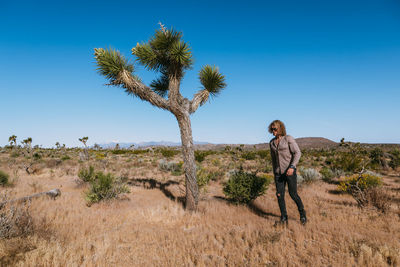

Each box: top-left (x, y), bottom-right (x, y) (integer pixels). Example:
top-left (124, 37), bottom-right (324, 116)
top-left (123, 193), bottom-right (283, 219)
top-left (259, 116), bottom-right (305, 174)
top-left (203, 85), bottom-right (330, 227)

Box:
top-left (269, 135), bottom-right (301, 175)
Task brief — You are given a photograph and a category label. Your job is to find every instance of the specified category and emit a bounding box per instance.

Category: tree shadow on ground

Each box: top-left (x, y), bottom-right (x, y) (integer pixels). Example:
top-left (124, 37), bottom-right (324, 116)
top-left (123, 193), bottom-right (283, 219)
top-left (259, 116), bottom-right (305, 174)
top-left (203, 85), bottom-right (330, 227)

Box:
top-left (128, 178), bottom-right (185, 206)
top-left (213, 196), bottom-right (280, 219)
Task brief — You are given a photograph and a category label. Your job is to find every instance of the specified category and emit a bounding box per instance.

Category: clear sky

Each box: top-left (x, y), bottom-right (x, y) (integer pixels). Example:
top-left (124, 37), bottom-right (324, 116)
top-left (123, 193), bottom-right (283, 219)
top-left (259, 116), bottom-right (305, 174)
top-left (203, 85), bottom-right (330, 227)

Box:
top-left (1, 0), bottom-right (399, 147)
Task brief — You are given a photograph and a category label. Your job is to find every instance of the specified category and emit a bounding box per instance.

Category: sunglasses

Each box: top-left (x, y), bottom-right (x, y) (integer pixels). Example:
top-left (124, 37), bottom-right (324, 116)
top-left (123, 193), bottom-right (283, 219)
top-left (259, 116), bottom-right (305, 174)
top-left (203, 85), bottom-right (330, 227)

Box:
top-left (271, 128), bottom-right (278, 131)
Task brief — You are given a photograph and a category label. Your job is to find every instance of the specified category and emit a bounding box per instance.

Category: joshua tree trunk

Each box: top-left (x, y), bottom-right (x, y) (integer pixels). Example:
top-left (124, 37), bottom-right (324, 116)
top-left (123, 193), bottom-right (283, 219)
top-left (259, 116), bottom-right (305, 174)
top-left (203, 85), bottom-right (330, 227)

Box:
top-left (176, 113), bottom-right (198, 211)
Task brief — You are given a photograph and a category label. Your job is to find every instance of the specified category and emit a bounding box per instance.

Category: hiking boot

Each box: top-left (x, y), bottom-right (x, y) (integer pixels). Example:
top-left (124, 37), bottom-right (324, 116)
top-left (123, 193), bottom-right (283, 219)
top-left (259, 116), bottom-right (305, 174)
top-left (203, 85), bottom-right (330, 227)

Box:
top-left (300, 210), bottom-right (307, 225)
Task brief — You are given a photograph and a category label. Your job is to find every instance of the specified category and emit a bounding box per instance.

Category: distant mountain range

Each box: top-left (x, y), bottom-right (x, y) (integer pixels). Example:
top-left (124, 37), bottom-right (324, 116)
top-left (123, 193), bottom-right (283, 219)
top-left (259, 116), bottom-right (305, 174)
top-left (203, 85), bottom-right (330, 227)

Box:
top-left (94, 137), bottom-right (399, 150)
top-left (96, 141), bottom-right (211, 149)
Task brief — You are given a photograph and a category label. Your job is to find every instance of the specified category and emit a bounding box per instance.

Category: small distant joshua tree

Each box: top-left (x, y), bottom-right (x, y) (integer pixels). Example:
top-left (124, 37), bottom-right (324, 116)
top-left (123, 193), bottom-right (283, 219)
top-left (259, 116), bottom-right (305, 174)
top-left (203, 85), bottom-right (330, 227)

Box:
top-left (22, 137), bottom-right (32, 153)
top-left (94, 23), bottom-right (226, 211)
top-left (55, 142), bottom-right (61, 150)
top-left (93, 143), bottom-right (101, 150)
top-left (79, 137), bottom-right (89, 148)
top-left (79, 136), bottom-right (89, 161)
top-left (8, 135), bottom-right (17, 149)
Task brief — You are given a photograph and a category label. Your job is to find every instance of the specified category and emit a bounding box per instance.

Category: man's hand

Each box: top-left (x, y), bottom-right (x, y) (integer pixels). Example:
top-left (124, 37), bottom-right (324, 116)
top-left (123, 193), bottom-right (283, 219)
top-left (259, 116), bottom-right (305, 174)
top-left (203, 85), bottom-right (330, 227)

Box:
top-left (286, 168), bottom-right (294, 176)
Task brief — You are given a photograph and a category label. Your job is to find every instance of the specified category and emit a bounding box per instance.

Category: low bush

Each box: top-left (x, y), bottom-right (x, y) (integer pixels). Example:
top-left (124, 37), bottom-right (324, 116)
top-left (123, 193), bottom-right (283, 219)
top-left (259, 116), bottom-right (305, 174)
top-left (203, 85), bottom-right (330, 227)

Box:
top-left (0, 170), bottom-right (9, 186)
top-left (158, 160), bottom-right (183, 175)
top-left (256, 150), bottom-right (270, 160)
top-left (320, 167), bottom-right (334, 183)
top-left (159, 148), bottom-right (180, 158)
top-left (0, 194), bottom-right (33, 239)
top-left (338, 173), bottom-right (382, 207)
top-left (196, 167), bottom-right (224, 191)
top-left (223, 169), bottom-right (271, 204)
top-left (112, 149), bottom-right (129, 155)
top-left (78, 165), bottom-right (95, 183)
top-left (389, 149), bottom-right (400, 169)
top-left (367, 187), bottom-right (392, 213)
top-left (241, 151), bottom-right (256, 160)
top-left (195, 151), bottom-right (206, 162)
top-left (85, 171), bottom-right (130, 206)
top-left (61, 155), bottom-right (71, 161)
top-left (298, 167), bottom-right (321, 183)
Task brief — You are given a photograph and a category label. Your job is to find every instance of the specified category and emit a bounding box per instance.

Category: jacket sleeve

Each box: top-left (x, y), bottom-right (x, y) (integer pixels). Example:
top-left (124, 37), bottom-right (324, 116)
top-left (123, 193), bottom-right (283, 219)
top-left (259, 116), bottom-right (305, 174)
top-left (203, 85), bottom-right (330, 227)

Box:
top-left (269, 141), bottom-right (277, 172)
top-left (287, 135), bottom-right (301, 167)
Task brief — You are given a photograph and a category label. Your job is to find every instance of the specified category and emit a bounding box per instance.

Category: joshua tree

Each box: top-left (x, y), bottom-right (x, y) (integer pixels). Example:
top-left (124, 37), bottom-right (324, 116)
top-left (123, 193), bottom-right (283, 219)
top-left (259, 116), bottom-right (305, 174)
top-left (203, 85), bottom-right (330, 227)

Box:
top-left (94, 24), bottom-right (226, 211)
top-left (22, 137), bottom-right (32, 152)
top-left (79, 136), bottom-right (89, 161)
top-left (8, 135), bottom-right (17, 148)
top-left (79, 137), bottom-right (89, 148)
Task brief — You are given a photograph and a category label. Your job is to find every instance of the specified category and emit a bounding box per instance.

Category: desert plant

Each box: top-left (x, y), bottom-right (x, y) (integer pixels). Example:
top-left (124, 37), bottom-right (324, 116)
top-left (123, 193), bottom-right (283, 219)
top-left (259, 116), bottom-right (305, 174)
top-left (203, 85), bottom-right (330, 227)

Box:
top-left (196, 167), bottom-right (212, 191)
top-left (369, 148), bottom-right (388, 170)
top-left (389, 149), bottom-right (400, 170)
top-left (21, 137), bottom-right (32, 153)
top-left (241, 151), bottom-right (256, 160)
top-left (0, 170), bottom-right (9, 186)
top-left (223, 169), bottom-right (270, 204)
top-left (158, 159), bottom-right (183, 175)
top-left (366, 188), bottom-right (392, 213)
top-left (320, 167), bottom-right (334, 183)
top-left (94, 23), bottom-right (226, 211)
top-left (299, 167), bottom-right (321, 183)
top-left (159, 148), bottom-right (180, 158)
top-left (78, 165), bottom-right (95, 183)
top-left (8, 135), bottom-right (17, 149)
top-left (85, 171), bottom-right (130, 205)
top-left (194, 151), bottom-right (206, 162)
top-left (338, 172), bottom-right (382, 207)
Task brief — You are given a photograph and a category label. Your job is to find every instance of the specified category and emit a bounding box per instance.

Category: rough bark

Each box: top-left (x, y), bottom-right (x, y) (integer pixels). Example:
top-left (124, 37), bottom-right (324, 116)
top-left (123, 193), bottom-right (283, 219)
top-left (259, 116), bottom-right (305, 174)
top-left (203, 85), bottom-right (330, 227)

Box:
top-left (176, 109), bottom-right (198, 211)
top-left (190, 89), bottom-right (209, 114)
top-left (117, 70), bottom-right (170, 111)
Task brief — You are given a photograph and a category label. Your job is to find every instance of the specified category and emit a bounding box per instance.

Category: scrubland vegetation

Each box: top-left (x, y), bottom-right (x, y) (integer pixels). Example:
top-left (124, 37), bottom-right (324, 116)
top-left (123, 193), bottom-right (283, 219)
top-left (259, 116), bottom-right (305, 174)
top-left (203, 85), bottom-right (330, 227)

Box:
top-left (0, 139), bottom-right (400, 266)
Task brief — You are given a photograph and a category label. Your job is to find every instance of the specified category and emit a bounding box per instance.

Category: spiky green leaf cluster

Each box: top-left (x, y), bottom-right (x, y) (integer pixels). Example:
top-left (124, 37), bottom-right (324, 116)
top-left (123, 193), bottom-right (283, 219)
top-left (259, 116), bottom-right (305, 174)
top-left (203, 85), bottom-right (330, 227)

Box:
top-left (94, 48), bottom-right (134, 82)
top-left (150, 75), bottom-right (169, 97)
top-left (132, 28), bottom-right (193, 96)
top-left (199, 65), bottom-right (226, 96)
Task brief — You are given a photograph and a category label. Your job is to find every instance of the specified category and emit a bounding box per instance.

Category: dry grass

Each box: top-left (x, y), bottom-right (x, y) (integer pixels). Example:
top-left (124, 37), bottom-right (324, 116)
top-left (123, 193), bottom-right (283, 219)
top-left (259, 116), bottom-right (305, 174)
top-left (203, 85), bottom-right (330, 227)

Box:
top-left (0, 151), bottom-right (399, 266)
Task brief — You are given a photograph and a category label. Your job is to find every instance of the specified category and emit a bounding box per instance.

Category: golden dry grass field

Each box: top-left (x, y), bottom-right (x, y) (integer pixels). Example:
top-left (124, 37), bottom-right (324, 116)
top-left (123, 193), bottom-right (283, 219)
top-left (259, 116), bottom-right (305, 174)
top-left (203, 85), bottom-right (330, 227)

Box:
top-left (0, 148), bottom-right (399, 266)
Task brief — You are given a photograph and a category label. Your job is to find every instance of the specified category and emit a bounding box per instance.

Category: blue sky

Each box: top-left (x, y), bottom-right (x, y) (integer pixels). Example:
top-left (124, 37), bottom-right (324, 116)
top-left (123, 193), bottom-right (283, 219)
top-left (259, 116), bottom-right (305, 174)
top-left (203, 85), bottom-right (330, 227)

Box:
top-left (1, 0), bottom-right (399, 147)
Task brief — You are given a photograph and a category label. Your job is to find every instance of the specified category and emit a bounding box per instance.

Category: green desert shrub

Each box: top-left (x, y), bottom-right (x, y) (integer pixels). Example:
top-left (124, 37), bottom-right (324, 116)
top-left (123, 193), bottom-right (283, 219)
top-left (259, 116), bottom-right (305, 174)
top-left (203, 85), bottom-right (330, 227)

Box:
top-left (0, 170), bottom-right (9, 186)
top-left (159, 148), bottom-right (180, 158)
top-left (298, 167), bottom-right (321, 183)
top-left (194, 151), bottom-right (206, 162)
top-left (241, 151), bottom-right (256, 160)
top-left (256, 150), bottom-right (270, 160)
top-left (61, 155), bottom-right (71, 161)
top-left (158, 159), bottom-right (183, 175)
top-left (320, 167), bottom-right (335, 183)
top-left (78, 165), bottom-right (95, 183)
top-left (223, 169), bottom-right (271, 204)
top-left (389, 149), bottom-right (400, 169)
top-left (338, 173), bottom-right (382, 192)
top-left (196, 167), bottom-right (224, 190)
top-left (338, 173), bottom-right (382, 207)
top-left (338, 173), bottom-right (389, 210)
top-left (369, 148), bottom-right (386, 170)
top-left (85, 171), bottom-right (130, 206)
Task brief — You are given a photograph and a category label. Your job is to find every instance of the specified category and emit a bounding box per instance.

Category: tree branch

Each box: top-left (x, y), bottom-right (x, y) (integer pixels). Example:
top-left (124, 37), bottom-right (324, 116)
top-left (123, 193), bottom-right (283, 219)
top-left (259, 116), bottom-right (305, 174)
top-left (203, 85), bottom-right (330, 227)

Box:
top-left (116, 70), bottom-right (170, 111)
top-left (189, 89), bottom-right (209, 114)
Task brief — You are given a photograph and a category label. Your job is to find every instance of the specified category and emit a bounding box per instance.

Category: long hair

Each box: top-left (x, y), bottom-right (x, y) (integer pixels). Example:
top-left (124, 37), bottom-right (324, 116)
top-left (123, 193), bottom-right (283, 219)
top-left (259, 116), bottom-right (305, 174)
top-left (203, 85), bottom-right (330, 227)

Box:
top-left (268, 120), bottom-right (287, 136)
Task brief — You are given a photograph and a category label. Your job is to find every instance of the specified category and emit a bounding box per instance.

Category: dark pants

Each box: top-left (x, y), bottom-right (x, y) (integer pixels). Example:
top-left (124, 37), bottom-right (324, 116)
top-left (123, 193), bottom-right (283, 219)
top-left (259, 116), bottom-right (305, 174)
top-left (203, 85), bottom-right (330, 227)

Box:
top-left (275, 171), bottom-right (305, 217)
